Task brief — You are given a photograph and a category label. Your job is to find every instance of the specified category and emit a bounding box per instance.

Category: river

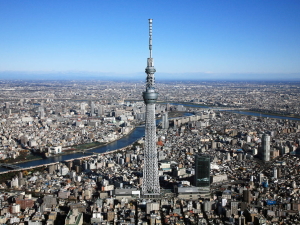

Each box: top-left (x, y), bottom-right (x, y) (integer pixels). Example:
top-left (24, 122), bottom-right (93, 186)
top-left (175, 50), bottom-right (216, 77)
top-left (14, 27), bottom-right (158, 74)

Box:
top-left (0, 126), bottom-right (146, 172)
top-left (1, 105), bottom-right (299, 172)
top-left (169, 103), bottom-right (300, 121)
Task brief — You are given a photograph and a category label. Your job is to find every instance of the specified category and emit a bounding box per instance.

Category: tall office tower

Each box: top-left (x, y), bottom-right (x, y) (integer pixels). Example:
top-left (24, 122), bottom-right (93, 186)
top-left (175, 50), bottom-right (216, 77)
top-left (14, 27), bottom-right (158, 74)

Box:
top-left (273, 167), bottom-right (278, 178)
top-left (261, 134), bottom-right (270, 161)
top-left (80, 103), bottom-right (86, 115)
top-left (162, 112), bottom-right (169, 129)
top-left (98, 105), bottom-right (104, 117)
top-left (90, 101), bottom-right (95, 116)
top-left (231, 201), bottom-right (239, 215)
top-left (259, 173), bottom-right (264, 184)
top-left (239, 215), bottom-right (246, 225)
top-left (194, 154), bottom-right (210, 193)
top-left (243, 189), bottom-right (252, 203)
top-left (40, 109), bottom-right (45, 119)
top-left (38, 104), bottom-right (45, 119)
top-left (142, 19), bottom-right (160, 195)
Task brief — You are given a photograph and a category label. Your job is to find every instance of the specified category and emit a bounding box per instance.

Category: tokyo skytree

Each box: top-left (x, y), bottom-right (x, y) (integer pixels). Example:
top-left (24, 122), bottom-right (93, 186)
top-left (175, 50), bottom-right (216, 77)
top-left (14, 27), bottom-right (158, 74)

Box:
top-left (142, 19), bottom-right (160, 195)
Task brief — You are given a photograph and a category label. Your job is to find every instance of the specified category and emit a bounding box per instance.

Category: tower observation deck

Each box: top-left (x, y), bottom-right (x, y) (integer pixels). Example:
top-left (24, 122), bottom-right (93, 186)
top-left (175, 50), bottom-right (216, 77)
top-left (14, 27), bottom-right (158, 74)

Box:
top-left (142, 19), bottom-right (160, 195)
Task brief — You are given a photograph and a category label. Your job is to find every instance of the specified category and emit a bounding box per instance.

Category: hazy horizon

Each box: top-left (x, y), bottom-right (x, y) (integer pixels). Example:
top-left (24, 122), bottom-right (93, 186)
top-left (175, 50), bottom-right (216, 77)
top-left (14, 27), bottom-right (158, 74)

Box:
top-left (0, 71), bottom-right (299, 81)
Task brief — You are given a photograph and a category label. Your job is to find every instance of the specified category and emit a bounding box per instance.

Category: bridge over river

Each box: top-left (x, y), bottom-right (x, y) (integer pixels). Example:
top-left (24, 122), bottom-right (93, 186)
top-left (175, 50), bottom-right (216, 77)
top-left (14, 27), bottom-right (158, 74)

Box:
top-left (0, 145), bottom-right (131, 175)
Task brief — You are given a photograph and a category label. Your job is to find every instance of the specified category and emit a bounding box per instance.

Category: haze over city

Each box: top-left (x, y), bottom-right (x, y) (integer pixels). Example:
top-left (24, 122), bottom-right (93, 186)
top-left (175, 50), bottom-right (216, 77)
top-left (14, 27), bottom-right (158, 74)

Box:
top-left (1, 0), bottom-right (300, 81)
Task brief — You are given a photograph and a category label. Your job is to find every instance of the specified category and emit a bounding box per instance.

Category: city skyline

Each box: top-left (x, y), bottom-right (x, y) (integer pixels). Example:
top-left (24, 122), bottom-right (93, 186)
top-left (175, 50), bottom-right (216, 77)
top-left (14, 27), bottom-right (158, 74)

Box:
top-left (1, 0), bottom-right (300, 80)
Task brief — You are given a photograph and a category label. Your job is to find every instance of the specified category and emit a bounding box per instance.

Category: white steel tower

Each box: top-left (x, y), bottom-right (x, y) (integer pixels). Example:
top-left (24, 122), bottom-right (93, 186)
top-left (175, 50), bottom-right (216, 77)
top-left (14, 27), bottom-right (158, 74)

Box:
top-left (142, 19), bottom-right (160, 195)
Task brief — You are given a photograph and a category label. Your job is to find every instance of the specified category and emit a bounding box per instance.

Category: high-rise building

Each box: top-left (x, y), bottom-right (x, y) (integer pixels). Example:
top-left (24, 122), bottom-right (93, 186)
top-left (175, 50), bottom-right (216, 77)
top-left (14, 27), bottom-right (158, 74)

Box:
top-left (273, 167), bottom-right (278, 178)
top-left (231, 201), bottom-right (239, 215)
top-left (239, 215), bottom-right (246, 225)
top-left (98, 105), bottom-right (104, 117)
top-left (80, 103), bottom-right (86, 115)
top-left (260, 134), bottom-right (270, 161)
top-left (38, 104), bottom-right (45, 118)
top-left (142, 19), bottom-right (160, 195)
top-left (243, 189), bottom-right (252, 203)
top-left (162, 112), bottom-right (169, 129)
top-left (259, 173), bottom-right (264, 184)
top-left (194, 154), bottom-right (210, 193)
top-left (90, 101), bottom-right (95, 116)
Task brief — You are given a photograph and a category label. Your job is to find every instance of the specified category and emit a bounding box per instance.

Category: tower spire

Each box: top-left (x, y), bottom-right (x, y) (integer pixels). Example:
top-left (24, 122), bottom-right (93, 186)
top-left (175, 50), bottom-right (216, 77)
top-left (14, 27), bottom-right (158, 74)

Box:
top-left (142, 19), bottom-right (160, 195)
top-left (149, 18), bottom-right (152, 58)
top-left (145, 19), bottom-right (156, 92)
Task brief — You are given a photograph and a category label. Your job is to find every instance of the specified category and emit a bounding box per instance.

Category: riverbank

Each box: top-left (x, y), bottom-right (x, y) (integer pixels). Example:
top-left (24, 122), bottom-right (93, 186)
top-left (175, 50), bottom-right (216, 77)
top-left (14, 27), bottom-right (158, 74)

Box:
top-left (9, 126), bottom-right (137, 165)
top-left (8, 108), bottom-right (300, 166)
top-left (167, 111), bottom-right (189, 118)
top-left (158, 101), bottom-right (212, 107)
top-left (2, 107), bottom-right (299, 171)
top-left (238, 109), bottom-right (300, 119)
top-left (167, 102), bottom-right (300, 120)
top-left (169, 102), bottom-right (300, 119)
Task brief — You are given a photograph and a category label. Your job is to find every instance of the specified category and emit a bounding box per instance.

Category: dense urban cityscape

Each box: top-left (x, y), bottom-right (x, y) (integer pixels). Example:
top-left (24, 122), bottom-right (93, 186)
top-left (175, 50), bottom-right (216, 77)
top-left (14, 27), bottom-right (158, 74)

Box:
top-left (0, 78), bottom-right (299, 225)
top-left (1, 0), bottom-right (300, 222)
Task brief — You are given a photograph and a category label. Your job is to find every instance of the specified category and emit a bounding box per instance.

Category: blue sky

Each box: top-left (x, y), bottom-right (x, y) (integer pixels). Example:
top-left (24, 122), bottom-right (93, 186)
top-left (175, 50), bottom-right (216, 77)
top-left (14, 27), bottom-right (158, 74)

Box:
top-left (0, 0), bottom-right (300, 80)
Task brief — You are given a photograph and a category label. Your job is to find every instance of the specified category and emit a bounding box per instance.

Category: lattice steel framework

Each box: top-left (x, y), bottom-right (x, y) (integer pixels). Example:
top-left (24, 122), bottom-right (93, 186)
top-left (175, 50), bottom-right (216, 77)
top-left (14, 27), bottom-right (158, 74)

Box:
top-left (142, 19), bottom-right (160, 195)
